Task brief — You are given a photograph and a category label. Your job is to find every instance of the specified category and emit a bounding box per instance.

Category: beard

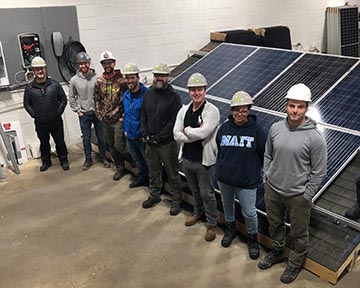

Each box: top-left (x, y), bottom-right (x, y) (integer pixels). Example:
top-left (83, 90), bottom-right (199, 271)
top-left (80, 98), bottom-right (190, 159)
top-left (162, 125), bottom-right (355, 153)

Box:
top-left (154, 79), bottom-right (167, 90)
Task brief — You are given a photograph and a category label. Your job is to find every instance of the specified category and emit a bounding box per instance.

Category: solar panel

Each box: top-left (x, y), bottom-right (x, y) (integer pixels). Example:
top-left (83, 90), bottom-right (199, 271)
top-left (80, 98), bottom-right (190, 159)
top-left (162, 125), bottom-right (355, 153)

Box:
top-left (253, 54), bottom-right (358, 112)
top-left (171, 44), bottom-right (257, 89)
top-left (207, 48), bottom-right (302, 99)
top-left (315, 64), bottom-right (360, 132)
top-left (172, 43), bottom-right (360, 211)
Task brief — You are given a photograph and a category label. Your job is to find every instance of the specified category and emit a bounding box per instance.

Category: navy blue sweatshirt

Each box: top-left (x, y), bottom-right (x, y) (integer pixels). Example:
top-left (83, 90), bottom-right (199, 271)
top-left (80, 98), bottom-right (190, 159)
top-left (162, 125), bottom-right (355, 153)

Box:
top-left (215, 114), bottom-right (266, 189)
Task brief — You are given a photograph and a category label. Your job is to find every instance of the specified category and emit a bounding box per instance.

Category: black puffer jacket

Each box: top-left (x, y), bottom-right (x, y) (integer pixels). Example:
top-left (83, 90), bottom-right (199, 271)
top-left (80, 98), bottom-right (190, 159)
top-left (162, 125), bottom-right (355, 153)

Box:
top-left (23, 78), bottom-right (67, 123)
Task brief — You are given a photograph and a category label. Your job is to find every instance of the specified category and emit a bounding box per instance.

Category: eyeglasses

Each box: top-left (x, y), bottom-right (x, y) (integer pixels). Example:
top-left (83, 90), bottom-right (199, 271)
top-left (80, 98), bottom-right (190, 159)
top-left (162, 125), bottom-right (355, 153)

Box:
top-left (232, 109), bottom-right (249, 115)
top-left (101, 61), bottom-right (114, 66)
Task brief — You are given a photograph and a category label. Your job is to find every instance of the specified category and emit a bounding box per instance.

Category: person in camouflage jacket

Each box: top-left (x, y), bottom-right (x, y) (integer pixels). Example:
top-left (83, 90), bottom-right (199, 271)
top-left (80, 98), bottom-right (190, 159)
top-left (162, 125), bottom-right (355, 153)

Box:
top-left (94, 51), bottom-right (134, 181)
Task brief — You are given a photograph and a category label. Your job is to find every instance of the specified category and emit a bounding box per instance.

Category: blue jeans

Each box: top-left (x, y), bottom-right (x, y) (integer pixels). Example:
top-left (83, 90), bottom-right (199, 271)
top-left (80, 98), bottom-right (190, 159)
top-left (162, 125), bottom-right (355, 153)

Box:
top-left (79, 113), bottom-right (106, 160)
top-left (127, 138), bottom-right (149, 182)
top-left (218, 181), bottom-right (258, 235)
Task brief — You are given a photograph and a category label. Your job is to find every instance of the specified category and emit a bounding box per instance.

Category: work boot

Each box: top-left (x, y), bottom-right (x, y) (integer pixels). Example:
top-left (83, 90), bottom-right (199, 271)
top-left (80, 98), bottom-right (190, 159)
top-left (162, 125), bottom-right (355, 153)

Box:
top-left (258, 249), bottom-right (285, 270)
top-left (82, 159), bottom-right (93, 171)
top-left (205, 225), bottom-right (216, 242)
top-left (142, 196), bottom-right (161, 209)
top-left (129, 179), bottom-right (149, 188)
top-left (113, 166), bottom-right (125, 181)
top-left (247, 233), bottom-right (260, 260)
top-left (280, 265), bottom-right (302, 284)
top-left (185, 214), bottom-right (204, 226)
top-left (60, 161), bottom-right (70, 171)
top-left (99, 156), bottom-right (110, 168)
top-left (170, 202), bottom-right (181, 216)
top-left (345, 206), bottom-right (360, 220)
top-left (40, 162), bottom-right (52, 172)
top-left (221, 221), bottom-right (236, 248)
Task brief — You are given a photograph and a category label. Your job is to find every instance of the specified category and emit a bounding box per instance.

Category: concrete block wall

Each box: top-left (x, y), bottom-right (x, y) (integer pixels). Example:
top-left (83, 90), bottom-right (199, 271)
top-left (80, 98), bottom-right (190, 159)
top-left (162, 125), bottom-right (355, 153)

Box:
top-left (0, 0), bottom-right (357, 165)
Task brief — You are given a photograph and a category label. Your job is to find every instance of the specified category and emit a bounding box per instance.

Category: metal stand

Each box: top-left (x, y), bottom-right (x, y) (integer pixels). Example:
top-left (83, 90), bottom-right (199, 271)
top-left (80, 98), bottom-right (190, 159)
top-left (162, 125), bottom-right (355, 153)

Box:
top-left (0, 121), bottom-right (20, 176)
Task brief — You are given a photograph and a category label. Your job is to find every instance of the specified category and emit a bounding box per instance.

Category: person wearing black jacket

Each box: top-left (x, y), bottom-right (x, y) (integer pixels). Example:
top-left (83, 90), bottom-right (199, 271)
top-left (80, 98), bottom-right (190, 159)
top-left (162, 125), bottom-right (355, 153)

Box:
top-left (141, 63), bottom-right (182, 216)
top-left (216, 91), bottom-right (266, 259)
top-left (23, 56), bottom-right (69, 172)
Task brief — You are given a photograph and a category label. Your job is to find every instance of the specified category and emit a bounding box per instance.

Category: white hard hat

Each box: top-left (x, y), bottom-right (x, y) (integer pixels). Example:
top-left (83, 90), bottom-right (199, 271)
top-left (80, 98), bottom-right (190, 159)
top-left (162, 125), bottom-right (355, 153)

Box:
top-left (285, 83), bottom-right (312, 102)
top-left (123, 62), bottom-right (140, 75)
top-left (187, 73), bottom-right (208, 87)
top-left (31, 56), bottom-right (46, 67)
top-left (152, 63), bottom-right (170, 74)
top-left (100, 51), bottom-right (116, 63)
top-left (230, 91), bottom-right (253, 107)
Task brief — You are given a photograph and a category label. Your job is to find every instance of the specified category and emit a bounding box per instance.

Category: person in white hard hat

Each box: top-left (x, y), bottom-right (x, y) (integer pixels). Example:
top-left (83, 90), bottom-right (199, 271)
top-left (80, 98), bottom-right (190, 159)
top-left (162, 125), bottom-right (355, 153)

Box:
top-left (173, 73), bottom-right (220, 241)
top-left (140, 63), bottom-right (183, 216)
top-left (23, 56), bottom-right (69, 172)
top-left (215, 91), bottom-right (266, 258)
top-left (94, 51), bottom-right (135, 181)
top-left (69, 52), bottom-right (110, 171)
top-left (258, 83), bottom-right (327, 284)
top-left (122, 63), bottom-right (149, 188)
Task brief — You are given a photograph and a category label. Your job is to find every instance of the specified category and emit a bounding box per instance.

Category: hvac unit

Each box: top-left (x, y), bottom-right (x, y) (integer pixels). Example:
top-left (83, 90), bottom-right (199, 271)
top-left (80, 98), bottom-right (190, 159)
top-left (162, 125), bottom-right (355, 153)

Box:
top-left (326, 5), bottom-right (359, 57)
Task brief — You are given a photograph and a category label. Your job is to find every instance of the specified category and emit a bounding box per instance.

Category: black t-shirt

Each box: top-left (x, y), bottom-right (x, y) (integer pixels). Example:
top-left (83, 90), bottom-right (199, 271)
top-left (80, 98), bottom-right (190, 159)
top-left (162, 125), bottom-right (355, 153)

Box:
top-left (183, 101), bottom-right (206, 162)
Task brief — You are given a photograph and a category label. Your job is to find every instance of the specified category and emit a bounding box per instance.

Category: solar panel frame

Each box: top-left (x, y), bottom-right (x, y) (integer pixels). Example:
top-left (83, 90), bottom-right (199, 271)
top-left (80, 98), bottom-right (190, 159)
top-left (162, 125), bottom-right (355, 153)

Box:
top-left (314, 63), bottom-right (360, 132)
top-left (253, 53), bottom-right (358, 112)
top-left (207, 48), bottom-right (303, 99)
top-left (170, 43), bottom-right (257, 89)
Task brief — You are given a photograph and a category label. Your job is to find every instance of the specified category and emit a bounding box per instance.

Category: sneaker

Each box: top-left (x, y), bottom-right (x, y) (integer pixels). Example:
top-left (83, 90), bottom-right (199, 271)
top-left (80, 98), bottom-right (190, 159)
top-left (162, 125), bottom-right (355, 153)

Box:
top-left (142, 196), bottom-right (161, 209)
top-left (60, 161), bottom-right (70, 171)
top-left (280, 265), bottom-right (301, 284)
top-left (129, 179), bottom-right (149, 188)
top-left (258, 250), bottom-right (285, 270)
top-left (113, 168), bottom-right (125, 181)
top-left (82, 159), bottom-right (93, 171)
top-left (40, 162), bottom-right (52, 172)
top-left (169, 202), bottom-right (181, 216)
top-left (185, 214), bottom-right (204, 226)
top-left (205, 225), bottom-right (216, 242)
top-left (99, 156), bottom-right (111, 168)
top-left (345, 207), bottom-right (360, 220)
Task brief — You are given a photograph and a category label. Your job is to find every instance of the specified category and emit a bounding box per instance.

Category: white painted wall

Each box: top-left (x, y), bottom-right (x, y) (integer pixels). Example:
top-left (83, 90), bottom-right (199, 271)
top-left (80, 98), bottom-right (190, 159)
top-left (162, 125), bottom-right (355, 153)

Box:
top-left (0, 0), bottom-right (358, 165)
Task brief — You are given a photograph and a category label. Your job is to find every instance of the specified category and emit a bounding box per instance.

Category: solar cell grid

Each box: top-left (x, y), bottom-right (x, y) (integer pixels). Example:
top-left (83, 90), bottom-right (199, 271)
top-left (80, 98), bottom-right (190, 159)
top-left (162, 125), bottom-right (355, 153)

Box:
top-left (253, 54), bottom-right (358, 112)
top-left (207, 48), bottom-right (303, 99)
top-left (315, 64), bottom-right (360, 131)
top-left (171, 44), bottom-right (257, 89)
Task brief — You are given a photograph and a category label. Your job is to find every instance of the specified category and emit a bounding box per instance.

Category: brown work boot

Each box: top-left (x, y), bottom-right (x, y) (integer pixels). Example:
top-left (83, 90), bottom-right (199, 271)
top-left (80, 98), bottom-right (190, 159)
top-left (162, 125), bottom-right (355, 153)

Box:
top-left (185, 214), bottom-right (203, 226)
top-left (205, 225), bottom-right (216, 242)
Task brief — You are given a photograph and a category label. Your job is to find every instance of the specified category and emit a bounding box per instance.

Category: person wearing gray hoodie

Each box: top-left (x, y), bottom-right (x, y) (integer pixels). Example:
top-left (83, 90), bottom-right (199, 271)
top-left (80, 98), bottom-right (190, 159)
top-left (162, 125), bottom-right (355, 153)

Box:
top-left (69, 52), bottom-right (109, 171)
top-left (258, 84), bottom-right (327, 284)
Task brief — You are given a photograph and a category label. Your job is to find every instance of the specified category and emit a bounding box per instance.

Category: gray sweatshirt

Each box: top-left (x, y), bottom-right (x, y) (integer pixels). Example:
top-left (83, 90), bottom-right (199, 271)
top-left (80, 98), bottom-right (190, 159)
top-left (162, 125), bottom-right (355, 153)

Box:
top-left (264, 117), bottom-right (327, 201)
top-left (69, 69), bottom-right (97, 113)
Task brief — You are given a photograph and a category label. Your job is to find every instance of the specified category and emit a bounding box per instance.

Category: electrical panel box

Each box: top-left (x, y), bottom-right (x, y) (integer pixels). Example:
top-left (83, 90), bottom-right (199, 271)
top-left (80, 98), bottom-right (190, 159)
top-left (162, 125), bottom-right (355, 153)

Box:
top-left (18, 32), bottom-right (42, 68)
top-left (0, 41), bottom-right (10, 87)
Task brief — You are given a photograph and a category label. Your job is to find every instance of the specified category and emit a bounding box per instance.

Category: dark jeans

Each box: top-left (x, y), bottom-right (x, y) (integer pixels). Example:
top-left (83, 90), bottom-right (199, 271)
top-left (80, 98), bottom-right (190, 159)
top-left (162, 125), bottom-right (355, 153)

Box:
top-left (102, 121), bottom-right (133, 168)
top-left (79, 113), bottom-right (106, 159)
top-left (35, 118), bottom-right (68, 164)
top-left (145, 141), bottom-right (182, 203)
top-left (127, 138), bottom-right (149, 182)
top-left (264, 183), bottom-right (312, 268)
top-left (356, 176), bottom-right (360, 208)
top-left (183, 159), bottom-right (217, 226)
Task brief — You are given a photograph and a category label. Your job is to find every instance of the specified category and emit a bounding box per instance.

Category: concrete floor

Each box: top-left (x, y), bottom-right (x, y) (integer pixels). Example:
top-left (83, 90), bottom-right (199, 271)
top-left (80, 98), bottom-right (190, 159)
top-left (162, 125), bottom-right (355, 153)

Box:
top-left (0, 146), bottom-right (359, 288)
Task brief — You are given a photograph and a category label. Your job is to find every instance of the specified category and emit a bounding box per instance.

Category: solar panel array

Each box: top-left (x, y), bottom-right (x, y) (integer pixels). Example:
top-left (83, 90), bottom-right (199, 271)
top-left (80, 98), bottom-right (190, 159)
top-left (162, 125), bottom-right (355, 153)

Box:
top-left (171, 43), bottom-right (360, 209)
